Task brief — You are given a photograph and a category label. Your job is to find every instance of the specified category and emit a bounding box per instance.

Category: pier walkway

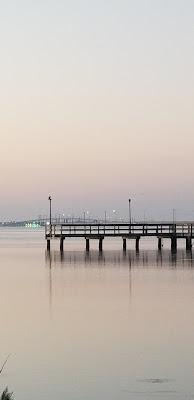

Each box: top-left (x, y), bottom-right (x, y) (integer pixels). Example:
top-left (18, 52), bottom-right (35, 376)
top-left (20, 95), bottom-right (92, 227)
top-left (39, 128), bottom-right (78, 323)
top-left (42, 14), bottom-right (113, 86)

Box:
top-left (45, 222), bottom-right (194, 251)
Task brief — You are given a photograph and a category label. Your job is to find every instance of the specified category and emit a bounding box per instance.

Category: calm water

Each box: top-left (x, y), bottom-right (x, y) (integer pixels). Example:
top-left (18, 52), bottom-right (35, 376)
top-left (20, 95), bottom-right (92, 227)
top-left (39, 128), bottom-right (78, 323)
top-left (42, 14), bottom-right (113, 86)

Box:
top-left (0, 228), bottom-right (194, 399)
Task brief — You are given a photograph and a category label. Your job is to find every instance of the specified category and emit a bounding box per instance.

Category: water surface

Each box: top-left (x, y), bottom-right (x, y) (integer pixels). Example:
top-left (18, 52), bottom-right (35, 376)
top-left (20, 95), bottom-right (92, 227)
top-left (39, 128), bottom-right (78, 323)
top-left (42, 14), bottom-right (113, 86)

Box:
top-left (0, 229), bottom-right (194, 399)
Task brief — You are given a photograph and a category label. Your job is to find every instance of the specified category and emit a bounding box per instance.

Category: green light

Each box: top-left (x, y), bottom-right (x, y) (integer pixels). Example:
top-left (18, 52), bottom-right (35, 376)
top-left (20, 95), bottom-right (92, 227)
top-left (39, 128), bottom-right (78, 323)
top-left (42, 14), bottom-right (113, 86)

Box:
top-left (25, 222), bottom-right (41, 228)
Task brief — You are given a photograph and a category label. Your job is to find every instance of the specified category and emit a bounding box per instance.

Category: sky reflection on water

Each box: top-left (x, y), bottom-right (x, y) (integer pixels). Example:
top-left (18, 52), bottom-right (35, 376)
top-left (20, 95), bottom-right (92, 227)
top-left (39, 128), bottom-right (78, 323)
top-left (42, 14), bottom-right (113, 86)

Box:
top-left (0, 231), bottom-right (194, 399)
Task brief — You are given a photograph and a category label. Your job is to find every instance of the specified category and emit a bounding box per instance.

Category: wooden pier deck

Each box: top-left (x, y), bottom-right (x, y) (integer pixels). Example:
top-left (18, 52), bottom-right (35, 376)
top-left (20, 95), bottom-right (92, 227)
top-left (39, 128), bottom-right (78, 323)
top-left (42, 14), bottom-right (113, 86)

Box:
top-left (45, 222), bottom-right (194, 251)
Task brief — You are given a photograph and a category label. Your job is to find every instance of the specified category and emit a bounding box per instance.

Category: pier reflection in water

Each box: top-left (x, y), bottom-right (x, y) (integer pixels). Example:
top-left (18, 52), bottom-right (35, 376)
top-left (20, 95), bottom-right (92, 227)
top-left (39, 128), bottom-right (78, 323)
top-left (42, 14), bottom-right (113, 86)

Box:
top-left (45, 248), bottom-right (194, 269)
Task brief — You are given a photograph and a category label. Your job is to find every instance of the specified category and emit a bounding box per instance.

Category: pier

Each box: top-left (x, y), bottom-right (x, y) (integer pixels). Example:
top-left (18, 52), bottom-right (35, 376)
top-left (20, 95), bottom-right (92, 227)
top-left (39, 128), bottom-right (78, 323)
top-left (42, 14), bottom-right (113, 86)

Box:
top-left (45, 222), bottom-right (193, 251)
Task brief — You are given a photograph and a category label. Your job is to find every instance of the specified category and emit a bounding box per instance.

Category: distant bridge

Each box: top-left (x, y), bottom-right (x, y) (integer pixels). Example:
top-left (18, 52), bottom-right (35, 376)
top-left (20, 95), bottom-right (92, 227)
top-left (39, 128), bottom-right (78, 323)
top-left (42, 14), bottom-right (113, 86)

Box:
top-left (0, 217), bottom-right (106, 228)
top-left (0, 219), bottom-right (44, 227)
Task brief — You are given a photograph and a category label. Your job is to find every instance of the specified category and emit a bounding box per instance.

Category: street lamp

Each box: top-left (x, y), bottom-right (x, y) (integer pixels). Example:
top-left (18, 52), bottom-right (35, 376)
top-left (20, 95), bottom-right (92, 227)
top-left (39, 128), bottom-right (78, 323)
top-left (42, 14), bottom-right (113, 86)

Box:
top-left (128, 198), bottom-right (131, 224)
top-left (86, 210), bottom-right (90, 222)
top-left (113, 209), bottom-right (116, 222)
top-left (172, 208), bottom-right (176, 224)
top-left (48, 195), bottom-right (52, 226)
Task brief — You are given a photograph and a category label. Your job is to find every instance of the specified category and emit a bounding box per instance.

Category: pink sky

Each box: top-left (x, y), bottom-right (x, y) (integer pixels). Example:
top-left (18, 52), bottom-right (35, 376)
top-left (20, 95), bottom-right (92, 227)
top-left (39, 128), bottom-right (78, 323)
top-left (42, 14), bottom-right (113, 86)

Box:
top-left (0, 0), bottom-right (193, 220)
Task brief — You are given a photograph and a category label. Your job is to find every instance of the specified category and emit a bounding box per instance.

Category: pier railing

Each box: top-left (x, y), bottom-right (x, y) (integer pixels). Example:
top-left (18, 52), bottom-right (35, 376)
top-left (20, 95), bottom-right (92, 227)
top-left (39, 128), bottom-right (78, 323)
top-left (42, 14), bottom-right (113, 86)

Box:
top-left (45, 222), bottom-right (193, 238)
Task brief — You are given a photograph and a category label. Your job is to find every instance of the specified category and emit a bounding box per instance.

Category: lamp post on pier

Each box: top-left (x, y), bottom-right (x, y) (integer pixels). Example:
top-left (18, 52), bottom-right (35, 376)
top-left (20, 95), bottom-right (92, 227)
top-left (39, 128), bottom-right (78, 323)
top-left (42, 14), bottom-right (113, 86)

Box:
top-left (128, 198), bottom-right (132, 225)
top-left (48, 195), bottom-right (52, 235)
top-left (172, 208), bottom-right (176, 224)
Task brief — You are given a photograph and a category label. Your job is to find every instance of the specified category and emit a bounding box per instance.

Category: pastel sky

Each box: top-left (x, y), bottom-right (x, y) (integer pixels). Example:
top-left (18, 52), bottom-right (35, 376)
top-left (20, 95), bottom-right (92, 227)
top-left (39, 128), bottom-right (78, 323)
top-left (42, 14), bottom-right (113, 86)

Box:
top-left (0, 0), bottom-right (194, 220)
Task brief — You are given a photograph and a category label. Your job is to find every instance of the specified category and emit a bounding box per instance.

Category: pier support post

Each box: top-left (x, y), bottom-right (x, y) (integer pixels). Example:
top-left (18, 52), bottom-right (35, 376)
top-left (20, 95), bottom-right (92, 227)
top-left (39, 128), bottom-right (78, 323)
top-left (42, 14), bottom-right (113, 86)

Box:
top-left (136, 237), bottom-right (140, 251)
top-left (60, 238), bottom-right (64, 252)
top-left (123, 238), bottom-right (127, 251)
top-left (186, 237), bottom-right (192, 251)
top-left (47, 240), bottom-right (50, 251)
top-left (86, 238), bottom-right (90, 252)
top-left (99, 237), bottom-right (103, 252)
top-left (171, 236), bottom-right (177, 251)
top-left (158, 237), bottom-right (162, 250)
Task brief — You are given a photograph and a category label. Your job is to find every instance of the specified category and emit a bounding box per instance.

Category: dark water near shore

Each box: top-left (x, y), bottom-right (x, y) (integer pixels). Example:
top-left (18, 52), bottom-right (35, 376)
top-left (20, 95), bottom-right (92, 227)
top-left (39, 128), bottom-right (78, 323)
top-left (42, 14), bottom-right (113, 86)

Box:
top-left (0, 228), bottom-right (194, 399)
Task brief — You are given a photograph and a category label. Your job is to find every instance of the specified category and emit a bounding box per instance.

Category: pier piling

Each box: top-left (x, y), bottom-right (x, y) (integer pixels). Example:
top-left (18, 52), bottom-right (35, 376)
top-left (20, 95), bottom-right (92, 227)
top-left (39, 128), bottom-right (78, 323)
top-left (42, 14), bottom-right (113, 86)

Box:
top-left (86, 238), bottom-right (90, 251)
top-left (136, 237), bottom-right (140, 251)
top-left (186, 237), bottom-right (192, 251)
top-left (60, 238), bottom-right (64, 252)
top-left (171, 236), bottom-right (177, 251)
top-left (99, 237), bottom-right (103, 252)
top-left (158, 237), bottom-right (162, 250)
top-left (123, 238), bottom-right (127, 251)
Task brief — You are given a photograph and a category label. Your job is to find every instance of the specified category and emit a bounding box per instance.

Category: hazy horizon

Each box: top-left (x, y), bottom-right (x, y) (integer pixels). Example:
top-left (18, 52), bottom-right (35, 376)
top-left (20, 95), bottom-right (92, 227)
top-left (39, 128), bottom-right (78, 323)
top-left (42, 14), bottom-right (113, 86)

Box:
top-left (1, 0), bottom-right (194, 220)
